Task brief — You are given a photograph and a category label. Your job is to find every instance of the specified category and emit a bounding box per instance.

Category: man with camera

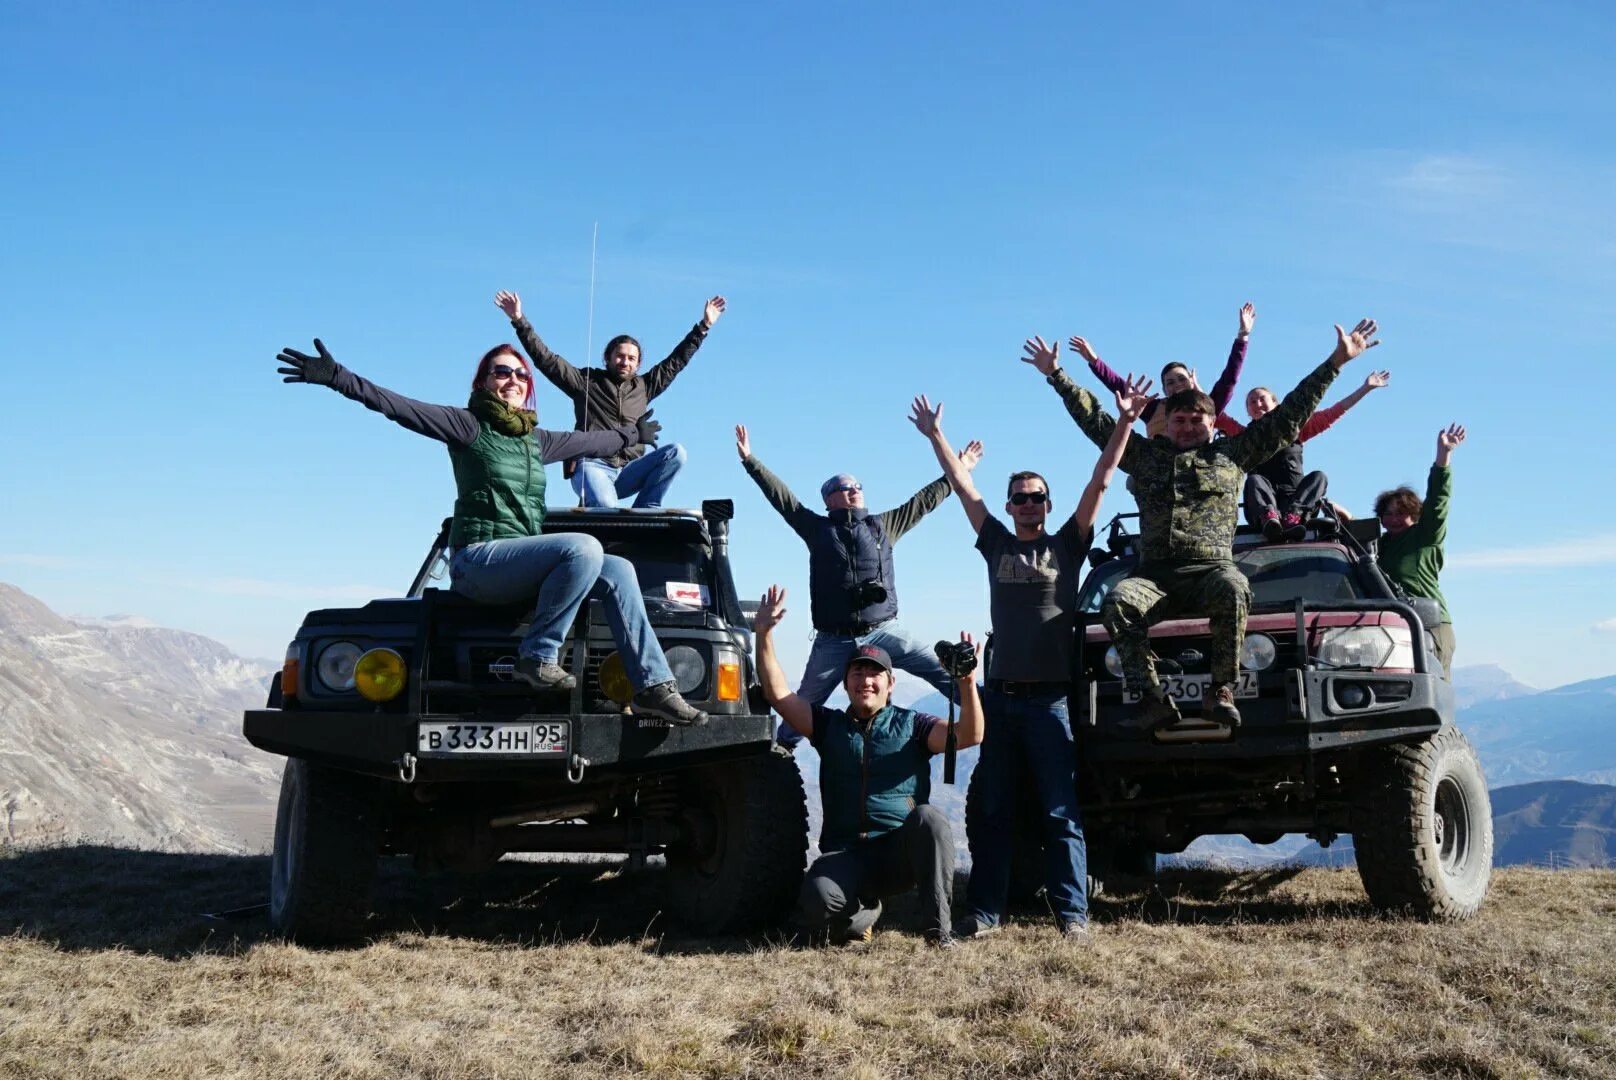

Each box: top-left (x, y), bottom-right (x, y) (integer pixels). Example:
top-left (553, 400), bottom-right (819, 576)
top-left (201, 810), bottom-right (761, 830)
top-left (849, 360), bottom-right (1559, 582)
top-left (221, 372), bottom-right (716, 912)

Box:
top-left (754, 584), bottom-right (983, 947)
top-left (909, 375), bottom-right (1153, 939)
top-left (735, 424), bottom-right (983, 748)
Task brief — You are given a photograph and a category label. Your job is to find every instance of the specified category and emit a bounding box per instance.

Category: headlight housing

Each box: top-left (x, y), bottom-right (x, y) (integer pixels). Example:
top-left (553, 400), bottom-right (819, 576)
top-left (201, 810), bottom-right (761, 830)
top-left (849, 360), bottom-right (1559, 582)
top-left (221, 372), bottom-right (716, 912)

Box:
top-left (1315, 626), bottom-right (1413, 670)
top-left (1240, 633), bottom-right (1277, 671)
top-left (354, 648), bottom-right (407, 702)
top-left (316, 641), bottom-right (362, 691)
top-left (1103, 646), bottom-right (1123, 677)
top-left (598, 652), bottom-right (634, 705)
top-left (664, 645), bottom-right (707, 695)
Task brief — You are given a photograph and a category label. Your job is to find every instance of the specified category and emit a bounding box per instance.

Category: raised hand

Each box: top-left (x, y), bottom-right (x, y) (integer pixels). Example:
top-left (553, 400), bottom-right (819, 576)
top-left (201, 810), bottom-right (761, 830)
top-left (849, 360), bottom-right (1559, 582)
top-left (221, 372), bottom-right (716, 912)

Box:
top-left (1331, 318), bottom-right (1381, 365)
top-left (1438, 423), bottom-right (1466, 452)
top-left (908, 394), bottom-right (943, 438)
top-left (1067, 335), bottom-right (1101, 364)
top-left (1239, 302), bottom-right (1257, 337)
top-left (276, 339), bottom-right (339, 386)
top-left (1363, 369), bottom-right (1391, 390)
top-left (1021, 335), bottom-right (1060, 376)
top-left (734, 423), bottom-right (751, 461)
top-left (958, 439), bottom-right (984, 471)
top-left (635, 409), bottom-right (662, 447)
top-left (1114, 373), bottom-right (1157, 424)
top-left (494, 290), bottom-right (522, 321)
top-left (703, 296), bottom-right (727, 328)
top-left (754, 585), bottom-right (788, 634)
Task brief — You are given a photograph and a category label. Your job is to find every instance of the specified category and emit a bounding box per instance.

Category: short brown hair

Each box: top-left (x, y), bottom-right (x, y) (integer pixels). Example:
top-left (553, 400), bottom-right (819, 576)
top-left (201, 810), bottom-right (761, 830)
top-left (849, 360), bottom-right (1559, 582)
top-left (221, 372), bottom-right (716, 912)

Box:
top-left (1007, 471), bottom-right (1049, 498)
top-left (1162, 389), bottom-right (1215, 417)
top-left (1374, 487), bottom-right (1423, 519)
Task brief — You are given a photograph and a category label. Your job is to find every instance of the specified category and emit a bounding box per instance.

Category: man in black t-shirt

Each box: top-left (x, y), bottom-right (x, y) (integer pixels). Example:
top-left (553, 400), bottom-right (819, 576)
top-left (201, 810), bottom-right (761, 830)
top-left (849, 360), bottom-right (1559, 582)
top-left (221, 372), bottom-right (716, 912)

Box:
top-left (909, 377), bottom-right (1152, 938)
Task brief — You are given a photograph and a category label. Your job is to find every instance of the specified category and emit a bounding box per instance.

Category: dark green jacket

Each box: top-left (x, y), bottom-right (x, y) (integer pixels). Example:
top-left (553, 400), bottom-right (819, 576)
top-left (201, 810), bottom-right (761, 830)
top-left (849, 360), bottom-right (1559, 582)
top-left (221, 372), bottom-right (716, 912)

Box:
top-left (1051, 361), bottom-right (1338, 562)
top-left (812, 703), bottom-right (936, 849)
top-left (1377, 464), bottom-right (1452, 621)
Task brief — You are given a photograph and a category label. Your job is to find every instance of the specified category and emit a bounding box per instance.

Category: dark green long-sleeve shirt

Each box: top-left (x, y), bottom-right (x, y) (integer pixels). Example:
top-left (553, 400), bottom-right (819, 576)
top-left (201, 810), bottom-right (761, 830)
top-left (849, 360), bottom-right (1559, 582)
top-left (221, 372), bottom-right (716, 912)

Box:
top-left (1051, 359), bottom-right (1339, 562)
top-left (1377, 464), bottom-right (1452, 621)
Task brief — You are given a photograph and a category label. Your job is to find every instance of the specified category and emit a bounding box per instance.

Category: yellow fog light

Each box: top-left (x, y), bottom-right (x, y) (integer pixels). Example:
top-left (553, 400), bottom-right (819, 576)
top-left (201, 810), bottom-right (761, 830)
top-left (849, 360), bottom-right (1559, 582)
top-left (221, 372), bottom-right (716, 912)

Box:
top-left (717, 661), bottom-right (742, 702)
top-left (598, 652), bottom-right (634, 705)
top-left (354, 648), bottom-right (407, 702)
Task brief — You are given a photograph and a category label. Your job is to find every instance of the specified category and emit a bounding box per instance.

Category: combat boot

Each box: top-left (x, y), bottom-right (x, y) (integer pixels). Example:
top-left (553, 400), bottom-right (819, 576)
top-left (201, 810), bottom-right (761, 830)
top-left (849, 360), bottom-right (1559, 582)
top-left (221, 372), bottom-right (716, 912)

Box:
top-left (1123, 688), bottom-right (1181, 731)
top-left (1206, 683), bottom-right (1242, 727)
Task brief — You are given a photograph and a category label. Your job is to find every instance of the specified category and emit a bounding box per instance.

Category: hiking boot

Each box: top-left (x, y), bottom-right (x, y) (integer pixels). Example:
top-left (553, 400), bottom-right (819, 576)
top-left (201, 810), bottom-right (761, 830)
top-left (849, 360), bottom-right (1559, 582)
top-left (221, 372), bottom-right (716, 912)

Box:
top-left (1282, 512), bottom-right (1306, 542)
top-left (632, 681), bottom-right (709, 727)
top-left (1261, 511), bottom-right (1283, 541)
top-left (1206, 683), bottom-right (1242, 727)
top-left (925, 927), bottom-right (957, 949)
top-left (1056, 917), bottom-right (1091, 939)
top-left (831, 899), bottom-right (882, 947)
top-left (513, 656), bottom-right (575, 691)
top-left (952, 915), bottom-right (1001, 941)
top-left (1122, 688), bottom-right (1181, 731)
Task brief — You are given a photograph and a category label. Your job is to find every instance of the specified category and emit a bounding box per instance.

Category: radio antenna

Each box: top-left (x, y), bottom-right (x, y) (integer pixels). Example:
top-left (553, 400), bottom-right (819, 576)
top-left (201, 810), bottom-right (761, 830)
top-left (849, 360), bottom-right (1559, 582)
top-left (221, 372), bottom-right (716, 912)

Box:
top-left (576, 222), bottom-right (600, 510)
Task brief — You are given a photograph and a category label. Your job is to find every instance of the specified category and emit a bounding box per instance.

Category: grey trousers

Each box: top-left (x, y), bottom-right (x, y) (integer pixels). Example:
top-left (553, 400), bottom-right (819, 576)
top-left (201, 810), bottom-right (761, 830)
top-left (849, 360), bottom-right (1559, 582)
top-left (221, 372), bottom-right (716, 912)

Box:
top-left (796, 804), bottom-right (954, 937)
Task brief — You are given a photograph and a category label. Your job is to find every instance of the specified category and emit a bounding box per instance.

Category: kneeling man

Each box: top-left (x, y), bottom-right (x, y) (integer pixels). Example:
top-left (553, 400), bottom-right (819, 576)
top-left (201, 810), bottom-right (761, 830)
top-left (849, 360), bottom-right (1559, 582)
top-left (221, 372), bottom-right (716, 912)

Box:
top-left (754, 585), bottom-right (982, 946)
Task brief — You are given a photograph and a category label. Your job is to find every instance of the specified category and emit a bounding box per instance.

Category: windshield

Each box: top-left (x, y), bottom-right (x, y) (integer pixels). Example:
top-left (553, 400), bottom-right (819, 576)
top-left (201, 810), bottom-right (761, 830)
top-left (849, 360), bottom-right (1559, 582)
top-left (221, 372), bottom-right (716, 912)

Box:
top-left (1078, 545), bottom-right (1362, 613)
top-left (604, 539), bottom-right (715, 613)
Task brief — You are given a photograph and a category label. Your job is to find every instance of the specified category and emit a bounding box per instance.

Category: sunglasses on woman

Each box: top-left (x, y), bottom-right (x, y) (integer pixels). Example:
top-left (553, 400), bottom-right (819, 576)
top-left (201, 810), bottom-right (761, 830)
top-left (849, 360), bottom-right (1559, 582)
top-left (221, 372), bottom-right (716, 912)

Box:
top-left (490, 364), bottom-right (531, 382)
top-left (1009, 491), bottom-right (1048, 505)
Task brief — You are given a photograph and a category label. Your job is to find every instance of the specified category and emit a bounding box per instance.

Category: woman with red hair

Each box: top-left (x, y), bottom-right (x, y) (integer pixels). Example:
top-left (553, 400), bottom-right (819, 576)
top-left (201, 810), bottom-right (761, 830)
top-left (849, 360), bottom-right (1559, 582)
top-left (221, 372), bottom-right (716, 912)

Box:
top-left (274, 336), bottom-right (708, 725)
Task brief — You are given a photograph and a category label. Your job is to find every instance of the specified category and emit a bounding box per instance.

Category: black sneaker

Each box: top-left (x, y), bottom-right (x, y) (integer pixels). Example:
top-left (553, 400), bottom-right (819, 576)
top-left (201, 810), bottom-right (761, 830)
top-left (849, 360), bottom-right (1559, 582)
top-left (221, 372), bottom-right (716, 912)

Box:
top-left (1282, 513), bottom-right (1307, 542)
top-left (513, 656), bottom-right (575, 691)
top-left (952, 916), bottom-right (1002, 941)
top-left (925, 928), bottom-right (957, 949)
top-left (830, 899), bottom-right (882, 946)
top-left (1122, 689), bottom-right (1181, 731)
top-left (1206, 683), bottom-right (1242, 728)
top-left (1261, 512), bottom-right (1283, 542)
top-left (631, 681), bottom-right (709, 727)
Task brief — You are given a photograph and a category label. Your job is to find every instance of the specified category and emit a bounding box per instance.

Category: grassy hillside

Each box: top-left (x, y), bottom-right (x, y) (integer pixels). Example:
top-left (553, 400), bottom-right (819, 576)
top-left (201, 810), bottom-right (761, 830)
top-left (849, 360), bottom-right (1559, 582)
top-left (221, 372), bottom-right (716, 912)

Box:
top-left (1, 845), bottom-right (1613, 1078)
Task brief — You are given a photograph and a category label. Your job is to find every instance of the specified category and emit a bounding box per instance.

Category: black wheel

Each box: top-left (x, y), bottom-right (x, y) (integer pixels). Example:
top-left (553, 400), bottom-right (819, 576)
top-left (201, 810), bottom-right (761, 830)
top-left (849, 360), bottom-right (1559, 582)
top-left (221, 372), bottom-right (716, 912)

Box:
top-left (269, 758), bottom-right (385, 943)
top-left (665, 747), bottom-right (807, 933)
top-left (965, 764), bottom-right (1046, 904)
top-left (1352, 726), bottom-right (1493, 920)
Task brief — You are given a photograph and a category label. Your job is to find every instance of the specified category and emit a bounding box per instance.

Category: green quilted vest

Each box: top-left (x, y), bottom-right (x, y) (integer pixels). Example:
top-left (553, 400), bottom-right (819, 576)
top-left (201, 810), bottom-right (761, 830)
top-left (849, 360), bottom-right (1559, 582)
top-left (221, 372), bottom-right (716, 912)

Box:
top-left (448, 422), bottom-right (546, 547)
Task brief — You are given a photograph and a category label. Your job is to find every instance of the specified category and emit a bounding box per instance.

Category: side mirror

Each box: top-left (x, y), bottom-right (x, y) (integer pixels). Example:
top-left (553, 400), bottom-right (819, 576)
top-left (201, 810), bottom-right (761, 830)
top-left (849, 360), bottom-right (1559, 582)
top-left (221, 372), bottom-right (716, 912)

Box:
top-left (1407, 596), bottom-right (1443, 634)
top-left (1088, 548), bottom-right (1112, 568)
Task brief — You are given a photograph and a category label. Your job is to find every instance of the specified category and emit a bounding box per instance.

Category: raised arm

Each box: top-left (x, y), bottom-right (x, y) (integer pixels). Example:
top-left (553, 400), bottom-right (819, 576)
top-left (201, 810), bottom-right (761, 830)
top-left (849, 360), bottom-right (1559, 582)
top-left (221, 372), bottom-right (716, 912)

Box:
top-left (496, 291), bottom-right (588, 397)
top-left (1026, 335), bottom-right (1147, 467)
top-left (535, 413), bottom-right (652, 465)
top-left (1299, 369), bottom-right (1389, 442)
top-left (1066, 332), bottom-right (1129, 397)
top-left (736, 425), bottom-right (818, 540)
top-left (642, 296), bottom-right (724, 399)
top-left (1075, 374), bottom-right (1155, 537)
top-left (1420, 423), bottom-right (1463, 547)
top-left (1207, 303), bottom-right (1254, 413)
top-left (909, 395), bottom-right (990, 534)
top-left (924, 633), bottom-right (985, 754)
top-left (1225, 319), bottom-right (1379, 471)
top-left (753, 585), bottom-right (814, 739)
top-left (276, 339), bottom-right (480, 446)
top-left (879, 433), bottom-right (977, 543)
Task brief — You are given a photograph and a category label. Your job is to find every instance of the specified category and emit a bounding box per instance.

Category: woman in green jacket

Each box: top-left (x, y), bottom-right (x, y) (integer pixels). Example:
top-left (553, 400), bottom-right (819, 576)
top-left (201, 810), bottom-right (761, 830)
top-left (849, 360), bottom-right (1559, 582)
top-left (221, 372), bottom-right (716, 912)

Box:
top-left (1376, 423), bottom-right (1466, 678)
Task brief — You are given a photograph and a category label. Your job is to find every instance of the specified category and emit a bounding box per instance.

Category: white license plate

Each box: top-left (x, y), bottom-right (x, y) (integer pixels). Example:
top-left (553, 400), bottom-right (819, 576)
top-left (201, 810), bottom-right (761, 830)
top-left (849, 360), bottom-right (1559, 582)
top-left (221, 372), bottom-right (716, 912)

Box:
top-left (1124, 670), bottom-right (1259, 703)
top-left (416, 721), bottom-right (568, 756)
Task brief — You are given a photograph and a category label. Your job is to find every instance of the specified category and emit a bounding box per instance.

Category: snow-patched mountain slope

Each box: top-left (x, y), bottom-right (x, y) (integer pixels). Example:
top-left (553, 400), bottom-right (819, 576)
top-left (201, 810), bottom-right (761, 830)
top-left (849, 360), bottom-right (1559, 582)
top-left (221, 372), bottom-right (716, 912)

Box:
top-left (0, 582), bottom-right (281, 851)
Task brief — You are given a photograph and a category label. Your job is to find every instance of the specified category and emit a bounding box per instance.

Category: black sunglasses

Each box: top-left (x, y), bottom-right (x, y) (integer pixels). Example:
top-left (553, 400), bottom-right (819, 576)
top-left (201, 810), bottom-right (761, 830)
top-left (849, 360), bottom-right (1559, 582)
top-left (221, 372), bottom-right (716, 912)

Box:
top-left (490, 364), bottom-right (531, 382)
top-left (1009, 491), bottom-right (1048, 506)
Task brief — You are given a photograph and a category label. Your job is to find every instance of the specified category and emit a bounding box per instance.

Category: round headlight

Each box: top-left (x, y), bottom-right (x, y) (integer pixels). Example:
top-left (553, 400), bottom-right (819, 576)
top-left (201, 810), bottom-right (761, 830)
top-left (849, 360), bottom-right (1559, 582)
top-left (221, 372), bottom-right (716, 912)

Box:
top-left (355, 648), bottom-right (407, 702)
top-left (664, 645), bottom-right (706, 695)
top-left (316, 641), bottom-right (362, 691)
top-left (597, 652), bottom-right (634, 705)
top-left (1103, 645), bottom-right (1123, 677)
top-left (1240, 633), bottom-right (1277, 671)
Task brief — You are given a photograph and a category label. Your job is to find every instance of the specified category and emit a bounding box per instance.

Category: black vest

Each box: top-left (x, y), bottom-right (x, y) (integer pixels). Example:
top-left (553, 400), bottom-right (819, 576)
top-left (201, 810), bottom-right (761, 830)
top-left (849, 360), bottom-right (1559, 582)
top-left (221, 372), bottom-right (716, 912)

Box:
top-left (1254, 442), bottom-right (1305, 492)
top-left (807, 509), bottom-right (900, 632)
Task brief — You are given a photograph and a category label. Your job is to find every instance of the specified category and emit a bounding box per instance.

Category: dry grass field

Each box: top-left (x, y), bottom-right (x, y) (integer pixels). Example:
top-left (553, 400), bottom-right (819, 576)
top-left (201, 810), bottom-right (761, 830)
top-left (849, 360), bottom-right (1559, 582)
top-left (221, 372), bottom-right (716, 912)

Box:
top-left (1, 845), bottom-right (1613, 1079)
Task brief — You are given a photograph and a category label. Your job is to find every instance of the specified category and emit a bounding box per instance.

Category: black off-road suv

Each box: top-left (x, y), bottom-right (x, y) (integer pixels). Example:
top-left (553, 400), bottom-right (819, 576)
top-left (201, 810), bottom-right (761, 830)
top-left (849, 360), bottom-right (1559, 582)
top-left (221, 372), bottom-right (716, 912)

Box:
top-left (244, 501), bottom-right (807, 943)
top-left (975, 512), bottom-right (1492, 920)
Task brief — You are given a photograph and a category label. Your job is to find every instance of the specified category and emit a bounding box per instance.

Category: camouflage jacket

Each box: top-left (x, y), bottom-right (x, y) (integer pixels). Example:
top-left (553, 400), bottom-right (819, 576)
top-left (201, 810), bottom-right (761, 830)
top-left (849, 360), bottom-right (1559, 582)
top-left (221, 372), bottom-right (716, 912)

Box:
top-left (1050, 360), bottom-right (1339, 562)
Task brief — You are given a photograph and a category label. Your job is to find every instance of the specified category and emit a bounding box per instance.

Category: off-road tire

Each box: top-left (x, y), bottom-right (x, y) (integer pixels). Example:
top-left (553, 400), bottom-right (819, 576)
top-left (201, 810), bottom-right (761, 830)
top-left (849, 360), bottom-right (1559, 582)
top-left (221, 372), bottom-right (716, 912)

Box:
top-left (1088, 836), bottom-right (1157, 897)
top-left (1352, 726), bottom-right (1493, 920)
top-left (666, 747), bottom-right (807, 933)
top-left (269, 758), bottom-right (385, 943)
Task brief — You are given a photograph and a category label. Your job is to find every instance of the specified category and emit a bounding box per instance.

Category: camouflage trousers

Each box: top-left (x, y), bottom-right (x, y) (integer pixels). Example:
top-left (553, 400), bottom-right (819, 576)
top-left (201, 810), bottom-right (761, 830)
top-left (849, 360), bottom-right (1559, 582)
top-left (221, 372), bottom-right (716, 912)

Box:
top-left (1101, 559), bottom-right (1251, 694)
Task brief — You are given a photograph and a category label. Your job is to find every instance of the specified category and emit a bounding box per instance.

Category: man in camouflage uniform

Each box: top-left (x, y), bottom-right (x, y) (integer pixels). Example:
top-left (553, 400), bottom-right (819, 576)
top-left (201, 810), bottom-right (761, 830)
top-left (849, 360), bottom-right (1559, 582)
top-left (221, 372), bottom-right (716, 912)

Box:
top-left (1021, 319), bottom-right (1381, 727)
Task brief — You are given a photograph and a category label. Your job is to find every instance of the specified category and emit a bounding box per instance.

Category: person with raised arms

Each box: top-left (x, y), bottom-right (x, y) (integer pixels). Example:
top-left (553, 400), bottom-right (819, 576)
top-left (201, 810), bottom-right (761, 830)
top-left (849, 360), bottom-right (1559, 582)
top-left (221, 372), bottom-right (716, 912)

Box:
top-left (753, 583), bottom-right (983, 947)
top-left (273, 336), bottom-right (708, 726)
top-left (1375, 423), bottom-right (1466, 677)
top-left (908, 374), bottom-right (1154, 940)
top-left (494, 289), bottom-right (725, 509)
top-left (1029, 319), bottom-right (1382, 731)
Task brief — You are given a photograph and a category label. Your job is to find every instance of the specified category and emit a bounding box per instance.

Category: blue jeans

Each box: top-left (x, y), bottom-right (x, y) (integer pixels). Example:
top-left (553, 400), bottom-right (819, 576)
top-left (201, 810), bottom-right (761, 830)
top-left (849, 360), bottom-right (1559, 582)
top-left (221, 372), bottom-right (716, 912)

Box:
top-left (777, 619), bottom-right (956, 749)
top-left (571, 443), bottom-right (687, 509)
top-left (449, 532), bottom-right (673, 689)
top-left (964, 688), bottom-right (1088, 926)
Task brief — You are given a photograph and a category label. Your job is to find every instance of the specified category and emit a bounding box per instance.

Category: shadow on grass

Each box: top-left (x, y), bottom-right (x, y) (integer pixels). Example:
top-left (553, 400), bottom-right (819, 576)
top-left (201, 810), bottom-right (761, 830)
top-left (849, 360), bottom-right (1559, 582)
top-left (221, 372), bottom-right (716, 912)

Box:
top-left (0, 844), bottom-right (1371, 957)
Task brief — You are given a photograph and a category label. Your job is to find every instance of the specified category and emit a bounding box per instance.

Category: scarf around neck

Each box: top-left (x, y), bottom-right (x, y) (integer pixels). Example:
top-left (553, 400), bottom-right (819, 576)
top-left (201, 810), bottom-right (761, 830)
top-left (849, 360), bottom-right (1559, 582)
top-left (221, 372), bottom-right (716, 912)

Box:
top-left (468, 390), bottom-right (536, 437)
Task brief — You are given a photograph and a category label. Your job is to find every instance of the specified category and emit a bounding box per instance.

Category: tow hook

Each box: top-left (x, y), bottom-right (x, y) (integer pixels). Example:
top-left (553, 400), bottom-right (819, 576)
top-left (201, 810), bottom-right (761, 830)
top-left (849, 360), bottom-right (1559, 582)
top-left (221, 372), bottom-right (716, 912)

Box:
top-left (567, 753), bottom-right (590, 784)
top-left (395, 752), bottom-right (417, 784)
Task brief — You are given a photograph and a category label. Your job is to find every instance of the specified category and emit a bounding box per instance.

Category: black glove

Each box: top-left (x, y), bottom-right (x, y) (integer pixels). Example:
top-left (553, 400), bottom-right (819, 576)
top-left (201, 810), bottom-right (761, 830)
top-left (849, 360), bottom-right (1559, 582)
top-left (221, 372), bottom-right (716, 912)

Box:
top-left (277, 339), bottom-right (339, 386)
top-left (635, 408), bottom-right (662, 447)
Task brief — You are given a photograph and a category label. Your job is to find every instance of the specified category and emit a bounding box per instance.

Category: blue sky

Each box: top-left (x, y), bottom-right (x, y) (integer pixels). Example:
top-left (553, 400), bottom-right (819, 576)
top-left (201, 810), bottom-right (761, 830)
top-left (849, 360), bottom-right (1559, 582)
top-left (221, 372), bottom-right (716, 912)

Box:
top-left (3, 2), bottom-right (1613, 689)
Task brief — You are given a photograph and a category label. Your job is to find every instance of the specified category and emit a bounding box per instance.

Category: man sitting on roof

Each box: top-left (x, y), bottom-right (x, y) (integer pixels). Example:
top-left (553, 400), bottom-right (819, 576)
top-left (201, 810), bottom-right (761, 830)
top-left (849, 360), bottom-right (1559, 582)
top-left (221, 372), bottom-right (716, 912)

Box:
top-left (1026, 318), bottom-right (1382, 729)
top-left (1216, 369), bottom-right (1391, 540)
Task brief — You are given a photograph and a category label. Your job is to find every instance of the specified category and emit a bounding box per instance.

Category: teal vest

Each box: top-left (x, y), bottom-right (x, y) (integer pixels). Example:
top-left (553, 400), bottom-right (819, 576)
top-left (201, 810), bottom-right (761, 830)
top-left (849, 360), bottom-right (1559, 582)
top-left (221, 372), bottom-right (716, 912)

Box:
top-left (817, 704), bottom-right (931, 849)
top-left (448, 422), bottom-right (546, 547)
